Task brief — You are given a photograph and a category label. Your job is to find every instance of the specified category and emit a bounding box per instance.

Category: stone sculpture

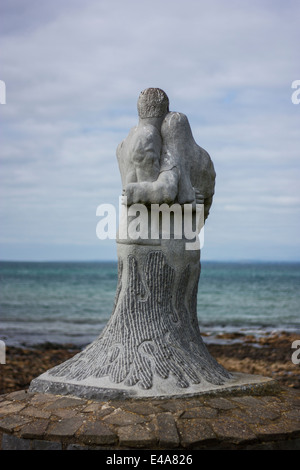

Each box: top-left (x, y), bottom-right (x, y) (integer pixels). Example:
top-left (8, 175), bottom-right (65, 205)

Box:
top-left (30, 88), bottom-right (269, 399)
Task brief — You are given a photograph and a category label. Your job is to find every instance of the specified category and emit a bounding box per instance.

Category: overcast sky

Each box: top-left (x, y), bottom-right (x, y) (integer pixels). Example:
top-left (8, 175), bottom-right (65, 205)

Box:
top-left (0, 0), bottom-right (299, 261)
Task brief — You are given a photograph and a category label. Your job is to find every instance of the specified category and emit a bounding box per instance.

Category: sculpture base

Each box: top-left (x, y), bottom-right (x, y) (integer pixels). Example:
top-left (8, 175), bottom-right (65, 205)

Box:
top-left (29, 243), bottom-right (233, 396)
top-left (29, 371), bottom-right (277, 401)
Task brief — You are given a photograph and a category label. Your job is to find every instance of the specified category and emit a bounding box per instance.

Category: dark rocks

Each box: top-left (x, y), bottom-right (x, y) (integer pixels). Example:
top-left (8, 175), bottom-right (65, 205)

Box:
top-left (155, 413), bottom-right (180, 448)
top-left (19, 419), bottom-right (49, 439)
top-left (80, 421), bottom-right (117, 446)
top-left (177, 419), bottom-right (216, 448)
top-left (211, 416), bottom-right (257, 443)
top-left (103, 409), bottom-right (148, 426)
top-left (117, 423), bottom-right (156, 448)
top-left (181, 407), bottom-right (218, 419)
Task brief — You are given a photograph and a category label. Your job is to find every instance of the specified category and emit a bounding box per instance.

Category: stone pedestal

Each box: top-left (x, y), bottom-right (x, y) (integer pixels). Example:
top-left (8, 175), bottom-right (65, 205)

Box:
top-left (2, 384), bottom-right (300, 450)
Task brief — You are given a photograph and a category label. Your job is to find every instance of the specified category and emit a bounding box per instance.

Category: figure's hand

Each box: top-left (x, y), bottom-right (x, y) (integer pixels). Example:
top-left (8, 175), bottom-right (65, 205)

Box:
top-left (123, 169), bottom-right (179, 206)
top-left (124, 184), bottom-right (136, 205)
top-left (120, 188), bottom-right (127, 206)
top-left (124, 182), bottom-right (155, 205)
top-left (194, 189), bottom-right (204, 205)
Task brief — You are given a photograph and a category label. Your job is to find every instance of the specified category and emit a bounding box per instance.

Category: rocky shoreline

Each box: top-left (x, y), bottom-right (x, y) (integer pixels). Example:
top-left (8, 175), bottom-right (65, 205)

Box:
top-left (1, 331), bottom-right (299, 395)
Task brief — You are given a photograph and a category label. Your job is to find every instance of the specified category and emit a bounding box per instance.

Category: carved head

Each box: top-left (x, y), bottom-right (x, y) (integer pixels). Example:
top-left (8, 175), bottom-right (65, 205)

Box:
top-left (137, 88), bottom-right (169, 119)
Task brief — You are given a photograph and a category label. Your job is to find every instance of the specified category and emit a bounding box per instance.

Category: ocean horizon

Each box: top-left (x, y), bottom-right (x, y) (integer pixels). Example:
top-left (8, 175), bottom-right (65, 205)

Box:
top-left (1, 260), bottom-right (299, 348)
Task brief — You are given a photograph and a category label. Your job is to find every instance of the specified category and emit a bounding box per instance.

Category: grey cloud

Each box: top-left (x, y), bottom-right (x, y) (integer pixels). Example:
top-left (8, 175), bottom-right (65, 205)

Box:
top-left (0, 0), bottom-right (299, 260)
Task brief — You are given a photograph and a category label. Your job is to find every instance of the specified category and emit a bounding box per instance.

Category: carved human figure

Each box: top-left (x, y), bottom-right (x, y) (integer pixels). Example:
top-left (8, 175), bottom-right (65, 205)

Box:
top-left (118, 88), bottom-right (216, 221)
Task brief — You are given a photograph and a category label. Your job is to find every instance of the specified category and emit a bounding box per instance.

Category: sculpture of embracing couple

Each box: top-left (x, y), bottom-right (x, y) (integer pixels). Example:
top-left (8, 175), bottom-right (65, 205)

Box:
top-left (30, 88), bottom-right (232, 399)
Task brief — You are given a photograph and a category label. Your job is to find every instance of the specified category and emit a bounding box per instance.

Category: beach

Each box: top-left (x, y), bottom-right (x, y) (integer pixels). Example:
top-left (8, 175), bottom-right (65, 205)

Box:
top-left (1, 262), bottom-right (299, 396)
top-left (1, 330), bottom-right (299, 396)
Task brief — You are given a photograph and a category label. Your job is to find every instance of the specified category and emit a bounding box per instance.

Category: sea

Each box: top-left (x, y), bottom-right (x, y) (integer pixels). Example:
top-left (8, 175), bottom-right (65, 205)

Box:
top-left (0, 261), bottom-right (299, 349)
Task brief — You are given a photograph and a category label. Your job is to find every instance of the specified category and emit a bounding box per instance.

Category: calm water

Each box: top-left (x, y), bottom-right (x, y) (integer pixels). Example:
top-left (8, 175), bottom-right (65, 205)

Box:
top-left (0, 261), bottom-right (299, 347)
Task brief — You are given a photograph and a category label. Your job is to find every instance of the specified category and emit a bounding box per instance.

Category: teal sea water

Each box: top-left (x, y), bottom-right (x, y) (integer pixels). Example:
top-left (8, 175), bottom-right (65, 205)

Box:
top-left (0, 261), bottom-right (299, 348)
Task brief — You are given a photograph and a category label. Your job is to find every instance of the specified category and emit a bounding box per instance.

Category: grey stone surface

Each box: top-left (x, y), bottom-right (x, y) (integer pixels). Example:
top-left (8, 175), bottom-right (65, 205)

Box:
top-left (44, 396), bottom-right (86, 410)
top-left (80, 421), bottom-right (117, 445)
top-left (19, 419), bottom-right (49, 438)
top-left (0, 414), bottom-right (32, 432)
top-left (177, 419), bottom-right (216, 448)
top-left (1, 433), bottom-right (62, 450)
top-left (181, 406), bottom-right (218, 419)
top-left (211, 416), bottom-right (257, 443)
top-left (2, 433), bottom-right (31, 450)
top-left (102, 408), bottom-right (148, 426)
top-left (1, 388), bottom-right (300, 450)
top-left (208, 397), bottom-right (238, 410)
top-left (66, 443), bottom-right (89, 450)
top-left (117, 422), bottom-right (156, 448)
top-left (20, 405), bottom-right (51, 419)
top-left (156, 412), bottom-right (180, 448)
top-left (46, 417), bottom-right (84, 438)
top-left (0, 402), bottom-right (26, 416)
top-left (29, 371), bottom-right (277, 401)
top-left (31, 439), bottom-right (62, 450)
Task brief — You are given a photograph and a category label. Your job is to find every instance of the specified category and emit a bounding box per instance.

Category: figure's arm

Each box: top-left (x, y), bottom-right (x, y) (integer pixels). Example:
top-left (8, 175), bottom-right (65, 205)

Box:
top-left (193, 189), bottom-right (212, 220)
top-left (124, 167), bottom-right (179, 205)
top-left (203, 195), bottom-right (213, 221)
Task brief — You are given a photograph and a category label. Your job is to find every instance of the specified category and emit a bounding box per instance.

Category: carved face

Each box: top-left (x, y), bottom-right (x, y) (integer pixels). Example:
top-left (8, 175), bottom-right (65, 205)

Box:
top-left (137, 88), bottom-right (169, 119)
